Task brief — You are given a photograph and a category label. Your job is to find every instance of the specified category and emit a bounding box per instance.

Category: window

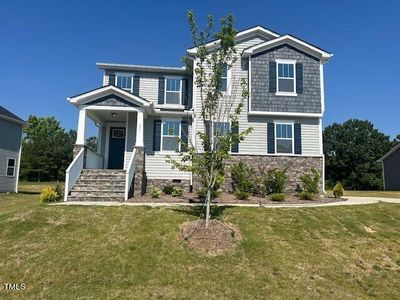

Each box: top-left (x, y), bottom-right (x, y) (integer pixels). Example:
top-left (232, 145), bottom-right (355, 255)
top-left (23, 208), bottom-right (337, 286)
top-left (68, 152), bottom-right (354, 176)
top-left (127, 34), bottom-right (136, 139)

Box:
top-left (220, 64), bottom-right (228, 92)
top-left (277, 62), bottom-right (295, 94)
top-left (6, 158), bottom-right (16, 177)
top-left (275, 123), bottom-right (293, 154)
top-left (116, 75), bottom-right (133, 91)
top-left (165, 78), bottom-right (181, 105)
top-left (112, 128), bottom-right (125, 139)
top-left (214, 122), bottom-right (230, 136)
top-left (162, 120), bottom-right (180, 151)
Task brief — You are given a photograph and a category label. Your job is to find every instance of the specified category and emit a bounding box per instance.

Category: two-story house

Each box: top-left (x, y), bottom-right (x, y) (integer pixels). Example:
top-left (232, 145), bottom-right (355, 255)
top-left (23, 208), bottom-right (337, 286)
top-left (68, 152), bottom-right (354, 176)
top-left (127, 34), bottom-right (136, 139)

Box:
top-left (64, 25), bottom-right (332, 201)
top-left (0, 106), bottom-right (24, 193)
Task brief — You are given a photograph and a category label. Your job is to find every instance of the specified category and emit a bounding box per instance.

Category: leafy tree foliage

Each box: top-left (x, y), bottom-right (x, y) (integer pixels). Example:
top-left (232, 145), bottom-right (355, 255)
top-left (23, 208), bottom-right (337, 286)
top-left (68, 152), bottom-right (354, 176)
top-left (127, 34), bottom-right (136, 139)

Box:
top-left (20, 115), bottom-right (96, 182)
top-left (323, 119), bottom-right (395, 190)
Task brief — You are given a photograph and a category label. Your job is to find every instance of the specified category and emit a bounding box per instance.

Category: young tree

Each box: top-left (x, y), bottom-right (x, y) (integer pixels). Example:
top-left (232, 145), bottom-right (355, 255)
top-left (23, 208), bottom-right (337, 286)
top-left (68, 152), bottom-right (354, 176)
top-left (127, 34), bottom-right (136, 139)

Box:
top-left (168, 11), bottom-right (252, 227)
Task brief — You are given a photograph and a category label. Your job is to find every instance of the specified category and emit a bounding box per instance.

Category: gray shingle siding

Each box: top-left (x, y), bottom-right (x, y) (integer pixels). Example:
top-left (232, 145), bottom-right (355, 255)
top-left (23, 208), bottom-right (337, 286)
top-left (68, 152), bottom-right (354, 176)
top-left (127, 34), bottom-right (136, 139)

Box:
top-left (0, 148), bottom-right (19, 192)
top-left (0, 119), bottom-right (23, 152)
top-left (383, 148), bottom-right (400, 190)
top-left (251, 45), bottom-right (321, 113)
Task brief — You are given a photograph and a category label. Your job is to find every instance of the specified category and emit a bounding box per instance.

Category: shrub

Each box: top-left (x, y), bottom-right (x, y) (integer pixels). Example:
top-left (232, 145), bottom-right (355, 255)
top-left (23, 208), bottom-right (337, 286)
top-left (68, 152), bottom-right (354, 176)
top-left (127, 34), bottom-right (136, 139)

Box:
top-left (298, 191), bottom-right (315, 200)
top-left (196, 187), bottom-right (221, 199)
top-left (263, 169), bottom-right (286, 195)
top-left (150, 187), bottom-right (162, 198)
top-left (333, 182), bottom-right (344, 198)
top-left (162, 185), bottom-right (175, 195)
top-left (39, 186), bottom-right (59, 203)
top-left (300, 169), bottom-right (321, 194)
top-left (270, 193), bottom-right (285, 202)
top-left (234, 190), bottom-right (250, 200)
top-left (171, 186), bottom-right (183, 197)
top-left (54, 184), bottom-right (64, 201)
top-left (231, 161), bottom-right (256, 194)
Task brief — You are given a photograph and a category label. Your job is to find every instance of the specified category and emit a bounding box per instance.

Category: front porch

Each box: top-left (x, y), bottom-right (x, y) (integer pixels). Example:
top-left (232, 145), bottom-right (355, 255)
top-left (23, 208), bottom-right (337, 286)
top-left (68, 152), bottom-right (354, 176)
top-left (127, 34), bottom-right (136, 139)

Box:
top-left (64, 85), bottom-right (151, 201)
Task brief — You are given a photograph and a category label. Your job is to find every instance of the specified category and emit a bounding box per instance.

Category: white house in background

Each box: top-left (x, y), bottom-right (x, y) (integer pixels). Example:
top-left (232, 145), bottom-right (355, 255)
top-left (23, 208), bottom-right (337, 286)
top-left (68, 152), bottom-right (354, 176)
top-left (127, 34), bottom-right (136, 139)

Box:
top-left (0, 106), bottom-right (24, 193)
top-left (64, 25), bottom-right (332, 202)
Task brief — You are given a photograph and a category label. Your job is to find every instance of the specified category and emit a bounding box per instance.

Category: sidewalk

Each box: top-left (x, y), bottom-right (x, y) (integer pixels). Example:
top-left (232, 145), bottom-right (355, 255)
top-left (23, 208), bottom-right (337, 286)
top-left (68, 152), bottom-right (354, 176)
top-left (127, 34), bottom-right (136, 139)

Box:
top-left (51, 196), bottom-right (400, 208)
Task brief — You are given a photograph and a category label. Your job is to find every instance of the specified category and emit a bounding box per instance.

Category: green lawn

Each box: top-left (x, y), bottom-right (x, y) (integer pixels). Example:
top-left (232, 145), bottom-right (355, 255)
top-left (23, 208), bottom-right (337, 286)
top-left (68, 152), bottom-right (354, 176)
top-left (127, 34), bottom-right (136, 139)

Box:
top-left (326, 189), bottom-right (400, 199)
top-left (1, 185), bottom-right (400, 299)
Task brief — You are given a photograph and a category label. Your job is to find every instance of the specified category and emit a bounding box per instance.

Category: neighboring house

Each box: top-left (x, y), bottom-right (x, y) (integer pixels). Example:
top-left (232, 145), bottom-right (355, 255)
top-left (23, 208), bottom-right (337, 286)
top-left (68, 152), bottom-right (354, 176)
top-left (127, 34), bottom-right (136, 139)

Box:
top-left (379, 143), bottom-right (400, 190)
top-left (64, 25), bottom-right (332, 201)
top-left (0, 106), bottom-right (24, 193)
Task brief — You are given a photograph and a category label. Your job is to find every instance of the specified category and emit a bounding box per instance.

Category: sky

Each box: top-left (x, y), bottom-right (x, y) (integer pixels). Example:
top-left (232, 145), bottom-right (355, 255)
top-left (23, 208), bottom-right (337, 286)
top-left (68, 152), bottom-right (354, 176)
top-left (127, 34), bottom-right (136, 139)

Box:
top-left (0, 0), bottom-right (399, 138)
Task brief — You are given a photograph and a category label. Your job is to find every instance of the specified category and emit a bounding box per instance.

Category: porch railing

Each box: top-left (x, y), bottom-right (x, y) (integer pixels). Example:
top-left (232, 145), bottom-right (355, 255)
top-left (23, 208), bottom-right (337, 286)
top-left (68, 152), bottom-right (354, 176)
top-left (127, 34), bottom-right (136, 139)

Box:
top-left (125, 148), bottom-right (136, 201)
top-left (64, 148), bottom-right (85, 201)
top-left (86, 149), bottom-right (103, 169)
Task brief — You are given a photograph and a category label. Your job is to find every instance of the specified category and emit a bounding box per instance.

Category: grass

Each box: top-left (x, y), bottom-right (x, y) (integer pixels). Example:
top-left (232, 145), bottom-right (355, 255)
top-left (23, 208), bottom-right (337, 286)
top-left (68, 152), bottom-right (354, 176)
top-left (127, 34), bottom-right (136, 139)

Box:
top-left (326, 189), bottom-right (400, 198)
top-left (0, 185), bottom-right (400, 298)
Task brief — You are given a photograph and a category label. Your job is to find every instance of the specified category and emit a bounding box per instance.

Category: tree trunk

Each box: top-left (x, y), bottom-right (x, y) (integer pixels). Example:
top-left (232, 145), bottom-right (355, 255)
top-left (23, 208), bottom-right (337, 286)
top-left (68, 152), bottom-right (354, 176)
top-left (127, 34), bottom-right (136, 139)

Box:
top-left (205, 188), bottom-right (211, 228)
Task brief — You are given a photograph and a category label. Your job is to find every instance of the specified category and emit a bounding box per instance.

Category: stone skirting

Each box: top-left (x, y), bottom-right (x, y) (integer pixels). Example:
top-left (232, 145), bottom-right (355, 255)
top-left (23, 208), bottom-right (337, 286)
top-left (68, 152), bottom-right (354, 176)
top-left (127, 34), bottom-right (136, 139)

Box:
top-left (133, 147), bottom-right (146, 196)
top-left (224, 155), bottom-right (324, 194)
top-left (146, 178), bottom-right (191, 193)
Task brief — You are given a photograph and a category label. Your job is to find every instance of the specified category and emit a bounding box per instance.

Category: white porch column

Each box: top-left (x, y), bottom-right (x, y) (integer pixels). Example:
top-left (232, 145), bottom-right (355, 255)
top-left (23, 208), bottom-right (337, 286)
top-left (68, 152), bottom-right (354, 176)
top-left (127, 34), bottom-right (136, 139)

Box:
top-left (135, 109), bottom-right (144, 147)
top-left (76, 108), bottom-right (86, 145)
top-left (96, 124), bottom-right (102, 155)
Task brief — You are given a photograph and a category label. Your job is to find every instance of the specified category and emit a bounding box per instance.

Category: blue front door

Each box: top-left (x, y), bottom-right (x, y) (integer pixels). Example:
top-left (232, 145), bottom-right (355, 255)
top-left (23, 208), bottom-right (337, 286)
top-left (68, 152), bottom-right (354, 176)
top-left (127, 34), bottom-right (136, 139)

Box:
top-left (108, 127), bottom-right (125, 169)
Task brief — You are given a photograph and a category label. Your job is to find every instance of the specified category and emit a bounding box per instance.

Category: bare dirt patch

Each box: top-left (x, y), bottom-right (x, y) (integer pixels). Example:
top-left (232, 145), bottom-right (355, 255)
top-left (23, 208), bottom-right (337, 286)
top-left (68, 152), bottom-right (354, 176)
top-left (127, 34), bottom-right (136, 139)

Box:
top-left (180, 220), bottom-right (242, 256)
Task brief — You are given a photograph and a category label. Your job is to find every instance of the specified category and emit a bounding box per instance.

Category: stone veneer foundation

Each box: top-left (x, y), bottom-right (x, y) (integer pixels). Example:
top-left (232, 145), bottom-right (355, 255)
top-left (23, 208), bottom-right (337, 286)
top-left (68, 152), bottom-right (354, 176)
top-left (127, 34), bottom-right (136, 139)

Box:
top-left (224, 155), bottom-right (324, 194)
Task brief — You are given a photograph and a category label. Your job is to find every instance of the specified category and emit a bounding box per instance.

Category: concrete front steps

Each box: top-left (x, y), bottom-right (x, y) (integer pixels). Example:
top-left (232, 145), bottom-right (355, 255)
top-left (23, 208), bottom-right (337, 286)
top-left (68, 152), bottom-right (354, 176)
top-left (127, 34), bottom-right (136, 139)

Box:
top-left (68, 169), bottom-right (126, 202)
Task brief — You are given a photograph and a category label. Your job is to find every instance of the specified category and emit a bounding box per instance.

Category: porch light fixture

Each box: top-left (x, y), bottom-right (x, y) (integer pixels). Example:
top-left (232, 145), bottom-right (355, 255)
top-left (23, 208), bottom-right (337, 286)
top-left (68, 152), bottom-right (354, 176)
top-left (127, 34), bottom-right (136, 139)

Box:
top-left (110, 112), bottom-right (117, 118)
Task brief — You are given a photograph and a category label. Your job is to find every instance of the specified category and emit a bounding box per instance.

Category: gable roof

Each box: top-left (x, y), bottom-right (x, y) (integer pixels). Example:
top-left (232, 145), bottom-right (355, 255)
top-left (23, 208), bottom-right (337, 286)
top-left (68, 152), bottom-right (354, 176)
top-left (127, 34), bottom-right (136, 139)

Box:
top-left (0, 106), bottom-right (25, 124)
top-left (379, 143), bottom-right (400, 162)
top-left (242, 34), bottom-right (333, 62)
top-left (187, 25), bottom-right (281, 55)
top-left (68, 85), bottom-right (151, 108)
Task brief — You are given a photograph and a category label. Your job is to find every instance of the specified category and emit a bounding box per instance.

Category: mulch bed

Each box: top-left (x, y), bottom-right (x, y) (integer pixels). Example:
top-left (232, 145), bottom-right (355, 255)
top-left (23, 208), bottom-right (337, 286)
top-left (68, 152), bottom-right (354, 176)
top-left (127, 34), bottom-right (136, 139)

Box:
top-left (130, 192), bottom-right (344, 205)
top-left (180, 219), bottom-right (242, 256)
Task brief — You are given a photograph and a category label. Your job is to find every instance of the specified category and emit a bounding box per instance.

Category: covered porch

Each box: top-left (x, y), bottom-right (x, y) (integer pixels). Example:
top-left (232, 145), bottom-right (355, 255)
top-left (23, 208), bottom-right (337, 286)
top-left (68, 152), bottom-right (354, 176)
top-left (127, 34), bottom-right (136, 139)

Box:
top-left (64, 85), bottom-right (152, 201)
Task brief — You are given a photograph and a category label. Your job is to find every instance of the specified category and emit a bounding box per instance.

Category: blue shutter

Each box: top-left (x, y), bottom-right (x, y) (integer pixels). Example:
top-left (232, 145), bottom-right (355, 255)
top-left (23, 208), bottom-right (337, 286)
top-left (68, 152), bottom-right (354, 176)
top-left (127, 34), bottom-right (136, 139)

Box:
top-left (133, 76), bottom-right (140, 96)
top-left (108, 74), bottom-right (115, 85)
top-left (204, 121), bottom-right (211, 151)
top-left (294, 123), bottom-right (302, 154)
top-left (231, 121), bottom-right (239, 153)
top-left (267, 122), bottom-right (275, 154)
top-left (153, 120), bottom-right (161, 151)
top-left (269, 62), bottom-right (277, 93)
top-left (181, 120), bottom-right (188, 152)
top-left (158, 78), bottom-right (165, 104)
top-left (181, 79), bottom-right (188, 108)
top-left (296, 63), bottom-right (303, 94)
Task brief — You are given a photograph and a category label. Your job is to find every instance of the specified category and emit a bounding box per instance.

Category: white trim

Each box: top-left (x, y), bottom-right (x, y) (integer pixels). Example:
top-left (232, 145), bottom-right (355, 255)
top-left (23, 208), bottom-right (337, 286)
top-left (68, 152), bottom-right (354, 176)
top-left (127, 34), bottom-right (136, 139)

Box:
top-left (273, 121), bottom-right (294, 155)
top-left (320, 63), bottom-right (325, 114)
top-left (248, 111), bottom-right (323, 118)
top-left (248, 56), bottom-right (252, 111)
top-left (76, 108), bottom-right (86, 145)
top-left (187, 25), bottom-right (280, 54)
top-left (124, 112), bottom-right (129, 153)
top-left (160, 118), bottom-right (181, 153)
top-left (322, 153), bottom-right (326, 193)
top-left (242, 34), bottom-right (333, 62)
top-left (82, 105), bottom-right (142, 112)
top-left (6, 157), bottom-right (16, 177)
top-left (115, 72), bottom-right (135, 93)
top-left (164, 77), bottom-right (183, 106)
top-left (276, 59), bottom-right (296, 96)
top-left (15, 134), bottom-right (23, 193)
top-left (135, 110), bottom-right (144, 147)
top-left (104, 125), bottom-right (110, 168)
top-left (154, 109), bottom-right (194, 116)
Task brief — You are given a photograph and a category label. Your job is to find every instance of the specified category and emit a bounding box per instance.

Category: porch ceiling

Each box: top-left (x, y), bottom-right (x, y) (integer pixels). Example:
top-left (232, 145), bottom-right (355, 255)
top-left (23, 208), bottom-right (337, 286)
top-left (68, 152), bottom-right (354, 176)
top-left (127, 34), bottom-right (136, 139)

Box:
top-left (87, 109), bottom-right (127, 123)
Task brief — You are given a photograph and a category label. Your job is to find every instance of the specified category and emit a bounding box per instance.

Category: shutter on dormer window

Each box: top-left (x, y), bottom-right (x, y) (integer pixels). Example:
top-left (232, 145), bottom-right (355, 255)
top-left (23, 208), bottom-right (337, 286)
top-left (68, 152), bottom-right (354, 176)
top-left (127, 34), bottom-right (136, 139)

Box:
top-left (133, 76), bottom-right (140, 96)
top-left (158, 77), bottom-right (165, 104)
top-left (269, 62), bottom-right (277, 93)
top-left (108, 74), bottom-right (115, 85)
top-left (296, 63), bottom-right (303, 94)
top-left (181, 79), bottom-right (188, 107)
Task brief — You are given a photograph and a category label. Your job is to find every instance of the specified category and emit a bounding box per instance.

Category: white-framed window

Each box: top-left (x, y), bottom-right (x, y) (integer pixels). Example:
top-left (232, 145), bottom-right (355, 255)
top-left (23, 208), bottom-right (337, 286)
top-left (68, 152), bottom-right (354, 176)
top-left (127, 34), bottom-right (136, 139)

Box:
top-left (6, 158), bottom-right (16, 177)
top-left (165, 78), bottom-right (182, 105)
top-left (214, 121), bottom-right (230, 150)
top-left (276, 59), bottom-right (296, 95)
top-left (116, 73), bottom-right (133, 92)
top-left (220, 64), bottom-right (228, 92)
top-left (275, 123), bottom-right (294, 154)
top-left (161, 120), bottom-right (180, 151)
